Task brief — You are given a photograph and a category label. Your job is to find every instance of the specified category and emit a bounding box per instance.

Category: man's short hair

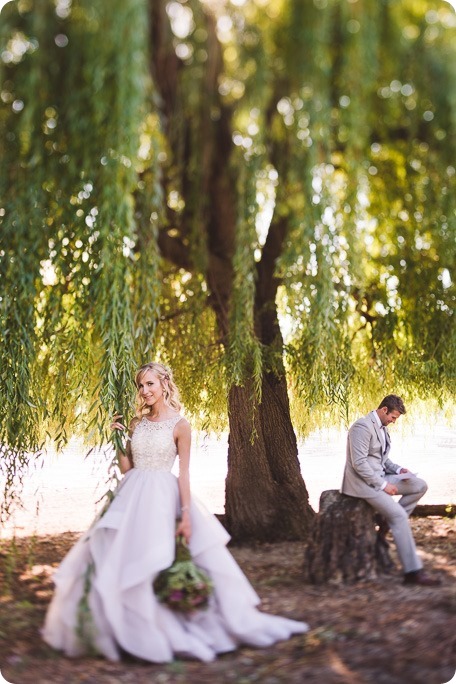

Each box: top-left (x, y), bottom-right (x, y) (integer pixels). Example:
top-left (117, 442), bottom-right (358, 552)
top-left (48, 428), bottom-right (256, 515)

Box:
top-left (378, 394), bottom-right (407, 415)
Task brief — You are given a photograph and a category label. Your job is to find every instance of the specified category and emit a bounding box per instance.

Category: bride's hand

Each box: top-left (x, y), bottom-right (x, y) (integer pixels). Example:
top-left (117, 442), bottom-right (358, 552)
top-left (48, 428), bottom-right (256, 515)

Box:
top-left (176, 513), bottom-right (191, 544)
top-left (110, 414), bottom-right (126, 431)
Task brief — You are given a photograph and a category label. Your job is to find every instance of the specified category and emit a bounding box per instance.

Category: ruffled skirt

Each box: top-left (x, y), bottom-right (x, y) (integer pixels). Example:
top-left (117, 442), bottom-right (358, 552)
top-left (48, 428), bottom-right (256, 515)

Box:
top-left (42, 469), bottom-right (308, 662)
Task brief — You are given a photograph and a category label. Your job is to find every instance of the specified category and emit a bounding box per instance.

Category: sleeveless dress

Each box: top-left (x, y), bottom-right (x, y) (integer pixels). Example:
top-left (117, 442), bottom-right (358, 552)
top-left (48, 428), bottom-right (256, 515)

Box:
top-left (42, 415), bottom-right (308, 662)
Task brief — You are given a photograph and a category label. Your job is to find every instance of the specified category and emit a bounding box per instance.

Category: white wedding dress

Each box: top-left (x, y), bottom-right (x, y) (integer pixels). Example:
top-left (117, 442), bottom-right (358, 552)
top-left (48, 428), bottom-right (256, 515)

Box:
top-left (42, 415), bottom-right (308, 662)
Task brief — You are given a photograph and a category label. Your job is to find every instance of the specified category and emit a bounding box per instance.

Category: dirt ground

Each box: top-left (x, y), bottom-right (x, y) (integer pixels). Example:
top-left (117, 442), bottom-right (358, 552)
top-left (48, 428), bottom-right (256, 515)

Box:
top-left (0, 517), bottom-right (455, 684)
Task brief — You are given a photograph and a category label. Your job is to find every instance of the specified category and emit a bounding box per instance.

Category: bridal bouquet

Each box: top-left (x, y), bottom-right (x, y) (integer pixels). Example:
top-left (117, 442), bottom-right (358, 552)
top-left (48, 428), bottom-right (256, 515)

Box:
top-left (153, 535), bottom-right (213, 613)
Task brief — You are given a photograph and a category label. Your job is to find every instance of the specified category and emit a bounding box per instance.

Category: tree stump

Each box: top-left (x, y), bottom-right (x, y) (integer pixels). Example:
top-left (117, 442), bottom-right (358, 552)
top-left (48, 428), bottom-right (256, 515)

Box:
top-left (302, 490), bottom-right (394, 584)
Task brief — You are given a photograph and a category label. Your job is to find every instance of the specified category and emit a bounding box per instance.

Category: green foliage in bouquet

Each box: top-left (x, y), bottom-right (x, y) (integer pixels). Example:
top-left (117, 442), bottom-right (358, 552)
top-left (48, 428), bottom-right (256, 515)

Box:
top-left (153, 535), bottom-right (213, 613)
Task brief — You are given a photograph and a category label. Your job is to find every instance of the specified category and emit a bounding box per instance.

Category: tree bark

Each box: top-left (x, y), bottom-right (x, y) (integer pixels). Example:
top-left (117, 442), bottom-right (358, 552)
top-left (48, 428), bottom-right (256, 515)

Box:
top-left (303, 490), bottom-right (394, 584)
top-left (224, 228), bottom-right (316, 542)
top-left (150, 0), bottom-right (315, 542)
top-left (225, 373), bottom-right (315, 542)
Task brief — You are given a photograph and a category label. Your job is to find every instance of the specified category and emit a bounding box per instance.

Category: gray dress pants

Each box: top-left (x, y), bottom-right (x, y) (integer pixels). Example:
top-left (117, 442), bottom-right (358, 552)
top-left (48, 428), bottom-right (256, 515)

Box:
top-left (364, 475), bottom-right (428, 573)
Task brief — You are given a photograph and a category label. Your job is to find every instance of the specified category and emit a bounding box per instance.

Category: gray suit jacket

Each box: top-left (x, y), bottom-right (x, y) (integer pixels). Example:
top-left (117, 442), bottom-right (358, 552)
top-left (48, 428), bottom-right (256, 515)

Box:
top-left (341, 411), bottom-right (401, 497)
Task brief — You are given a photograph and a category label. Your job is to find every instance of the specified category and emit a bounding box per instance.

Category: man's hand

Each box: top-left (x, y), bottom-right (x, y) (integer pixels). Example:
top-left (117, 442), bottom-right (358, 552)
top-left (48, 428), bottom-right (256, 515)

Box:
top-left (384, 482), bottom-right (398, 496)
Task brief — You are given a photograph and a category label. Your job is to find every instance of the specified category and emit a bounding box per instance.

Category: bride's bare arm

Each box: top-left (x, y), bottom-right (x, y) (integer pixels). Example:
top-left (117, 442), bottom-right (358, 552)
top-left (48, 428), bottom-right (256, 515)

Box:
top-left (175, 418), bottom-right (192, 543)
top-left (111, 415), bottom-right (138, 473)
top-left (118, 439), bottom-right (133, 474)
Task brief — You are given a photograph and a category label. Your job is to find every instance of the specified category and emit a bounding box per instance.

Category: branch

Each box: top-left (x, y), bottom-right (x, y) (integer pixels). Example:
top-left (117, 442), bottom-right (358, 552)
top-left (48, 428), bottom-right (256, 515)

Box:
top-left (255, 215), bottom-right (288, 309)
top-left (149, 0), bottom-right (181, 121)
top-left (157, 229), bottom-right (192, 271)
top-left (149, 0), bottom-right (236, 338)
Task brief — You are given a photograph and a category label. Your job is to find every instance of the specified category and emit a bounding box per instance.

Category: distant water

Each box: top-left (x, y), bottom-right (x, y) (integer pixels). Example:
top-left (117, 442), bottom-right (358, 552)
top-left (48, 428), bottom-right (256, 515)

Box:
top-left (1, 423), bottom-right (455, 539)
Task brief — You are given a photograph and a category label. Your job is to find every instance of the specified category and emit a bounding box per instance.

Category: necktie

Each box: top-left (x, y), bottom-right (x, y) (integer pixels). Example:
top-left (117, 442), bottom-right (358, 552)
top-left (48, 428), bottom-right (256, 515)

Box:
top-left (380, 426), bottom-right (387, 455)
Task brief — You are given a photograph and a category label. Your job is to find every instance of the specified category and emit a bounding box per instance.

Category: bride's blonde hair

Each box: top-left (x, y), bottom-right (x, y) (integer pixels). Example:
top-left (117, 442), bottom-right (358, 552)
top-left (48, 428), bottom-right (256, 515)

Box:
top-left (134, 362), bottom-right (182, 417)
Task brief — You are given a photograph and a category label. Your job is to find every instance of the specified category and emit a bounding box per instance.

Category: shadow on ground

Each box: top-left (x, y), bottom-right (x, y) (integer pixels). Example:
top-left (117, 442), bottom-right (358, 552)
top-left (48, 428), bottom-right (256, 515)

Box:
top-left (1, 517), bottom-right (455, 684)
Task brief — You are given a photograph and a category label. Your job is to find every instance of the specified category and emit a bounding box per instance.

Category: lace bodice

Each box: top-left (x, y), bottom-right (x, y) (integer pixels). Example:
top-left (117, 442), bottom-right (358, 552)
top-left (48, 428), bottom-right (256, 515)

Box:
top-left (130, 416), bottom-right (182, 472)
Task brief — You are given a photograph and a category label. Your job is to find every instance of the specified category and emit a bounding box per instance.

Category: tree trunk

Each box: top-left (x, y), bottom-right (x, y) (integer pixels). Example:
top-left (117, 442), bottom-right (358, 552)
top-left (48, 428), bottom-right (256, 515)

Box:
top-left (303, 490), bottom-right (394, 584)
top-left (151, 0), bottom-right (315, 543)
top-left (224, 276), bottom-right (316, 542)
top-left (225, 372), bottom-right (315, 542)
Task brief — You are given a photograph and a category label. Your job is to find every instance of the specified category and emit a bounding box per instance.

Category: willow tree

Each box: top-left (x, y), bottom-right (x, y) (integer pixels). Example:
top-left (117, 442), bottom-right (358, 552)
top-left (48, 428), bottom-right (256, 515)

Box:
top-left (1, 0), bottom-right (455, 540)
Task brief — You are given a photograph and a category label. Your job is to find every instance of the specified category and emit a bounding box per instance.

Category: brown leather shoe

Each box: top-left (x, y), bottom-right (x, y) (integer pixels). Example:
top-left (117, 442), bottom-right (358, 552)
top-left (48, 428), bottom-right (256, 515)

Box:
top-left (403, 570), bottom-right (441, 586)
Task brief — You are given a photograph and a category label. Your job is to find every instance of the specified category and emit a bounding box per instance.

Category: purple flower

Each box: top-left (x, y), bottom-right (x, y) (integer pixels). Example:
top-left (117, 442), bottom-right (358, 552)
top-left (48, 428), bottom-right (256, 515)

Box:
top-left (152, 535), bottom-right (214, 613)
top-left (170, 590), bottom-right (184, 601)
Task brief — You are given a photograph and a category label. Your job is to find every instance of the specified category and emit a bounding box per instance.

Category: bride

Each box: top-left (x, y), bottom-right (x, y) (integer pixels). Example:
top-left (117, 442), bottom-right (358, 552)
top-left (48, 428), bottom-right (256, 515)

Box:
top-left (42, 361), bottom-right (308, 663)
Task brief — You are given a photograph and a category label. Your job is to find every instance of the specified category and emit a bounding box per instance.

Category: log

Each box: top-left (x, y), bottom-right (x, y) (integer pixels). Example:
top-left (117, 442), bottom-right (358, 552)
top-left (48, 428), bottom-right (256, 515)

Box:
top-left (412, 503), bottom-right (455, 518)
top-left (215, 502), bottom-right (455, 546)
top-left (302, 490), bottom-right (394, 584)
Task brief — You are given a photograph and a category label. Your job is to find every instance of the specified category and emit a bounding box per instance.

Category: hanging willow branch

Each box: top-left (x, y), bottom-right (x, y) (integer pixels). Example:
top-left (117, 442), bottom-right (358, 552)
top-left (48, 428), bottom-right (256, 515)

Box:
top-left (0, 0), bottom-right (455, 519)
top-left (0, 0), bottom-right (152, 518)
